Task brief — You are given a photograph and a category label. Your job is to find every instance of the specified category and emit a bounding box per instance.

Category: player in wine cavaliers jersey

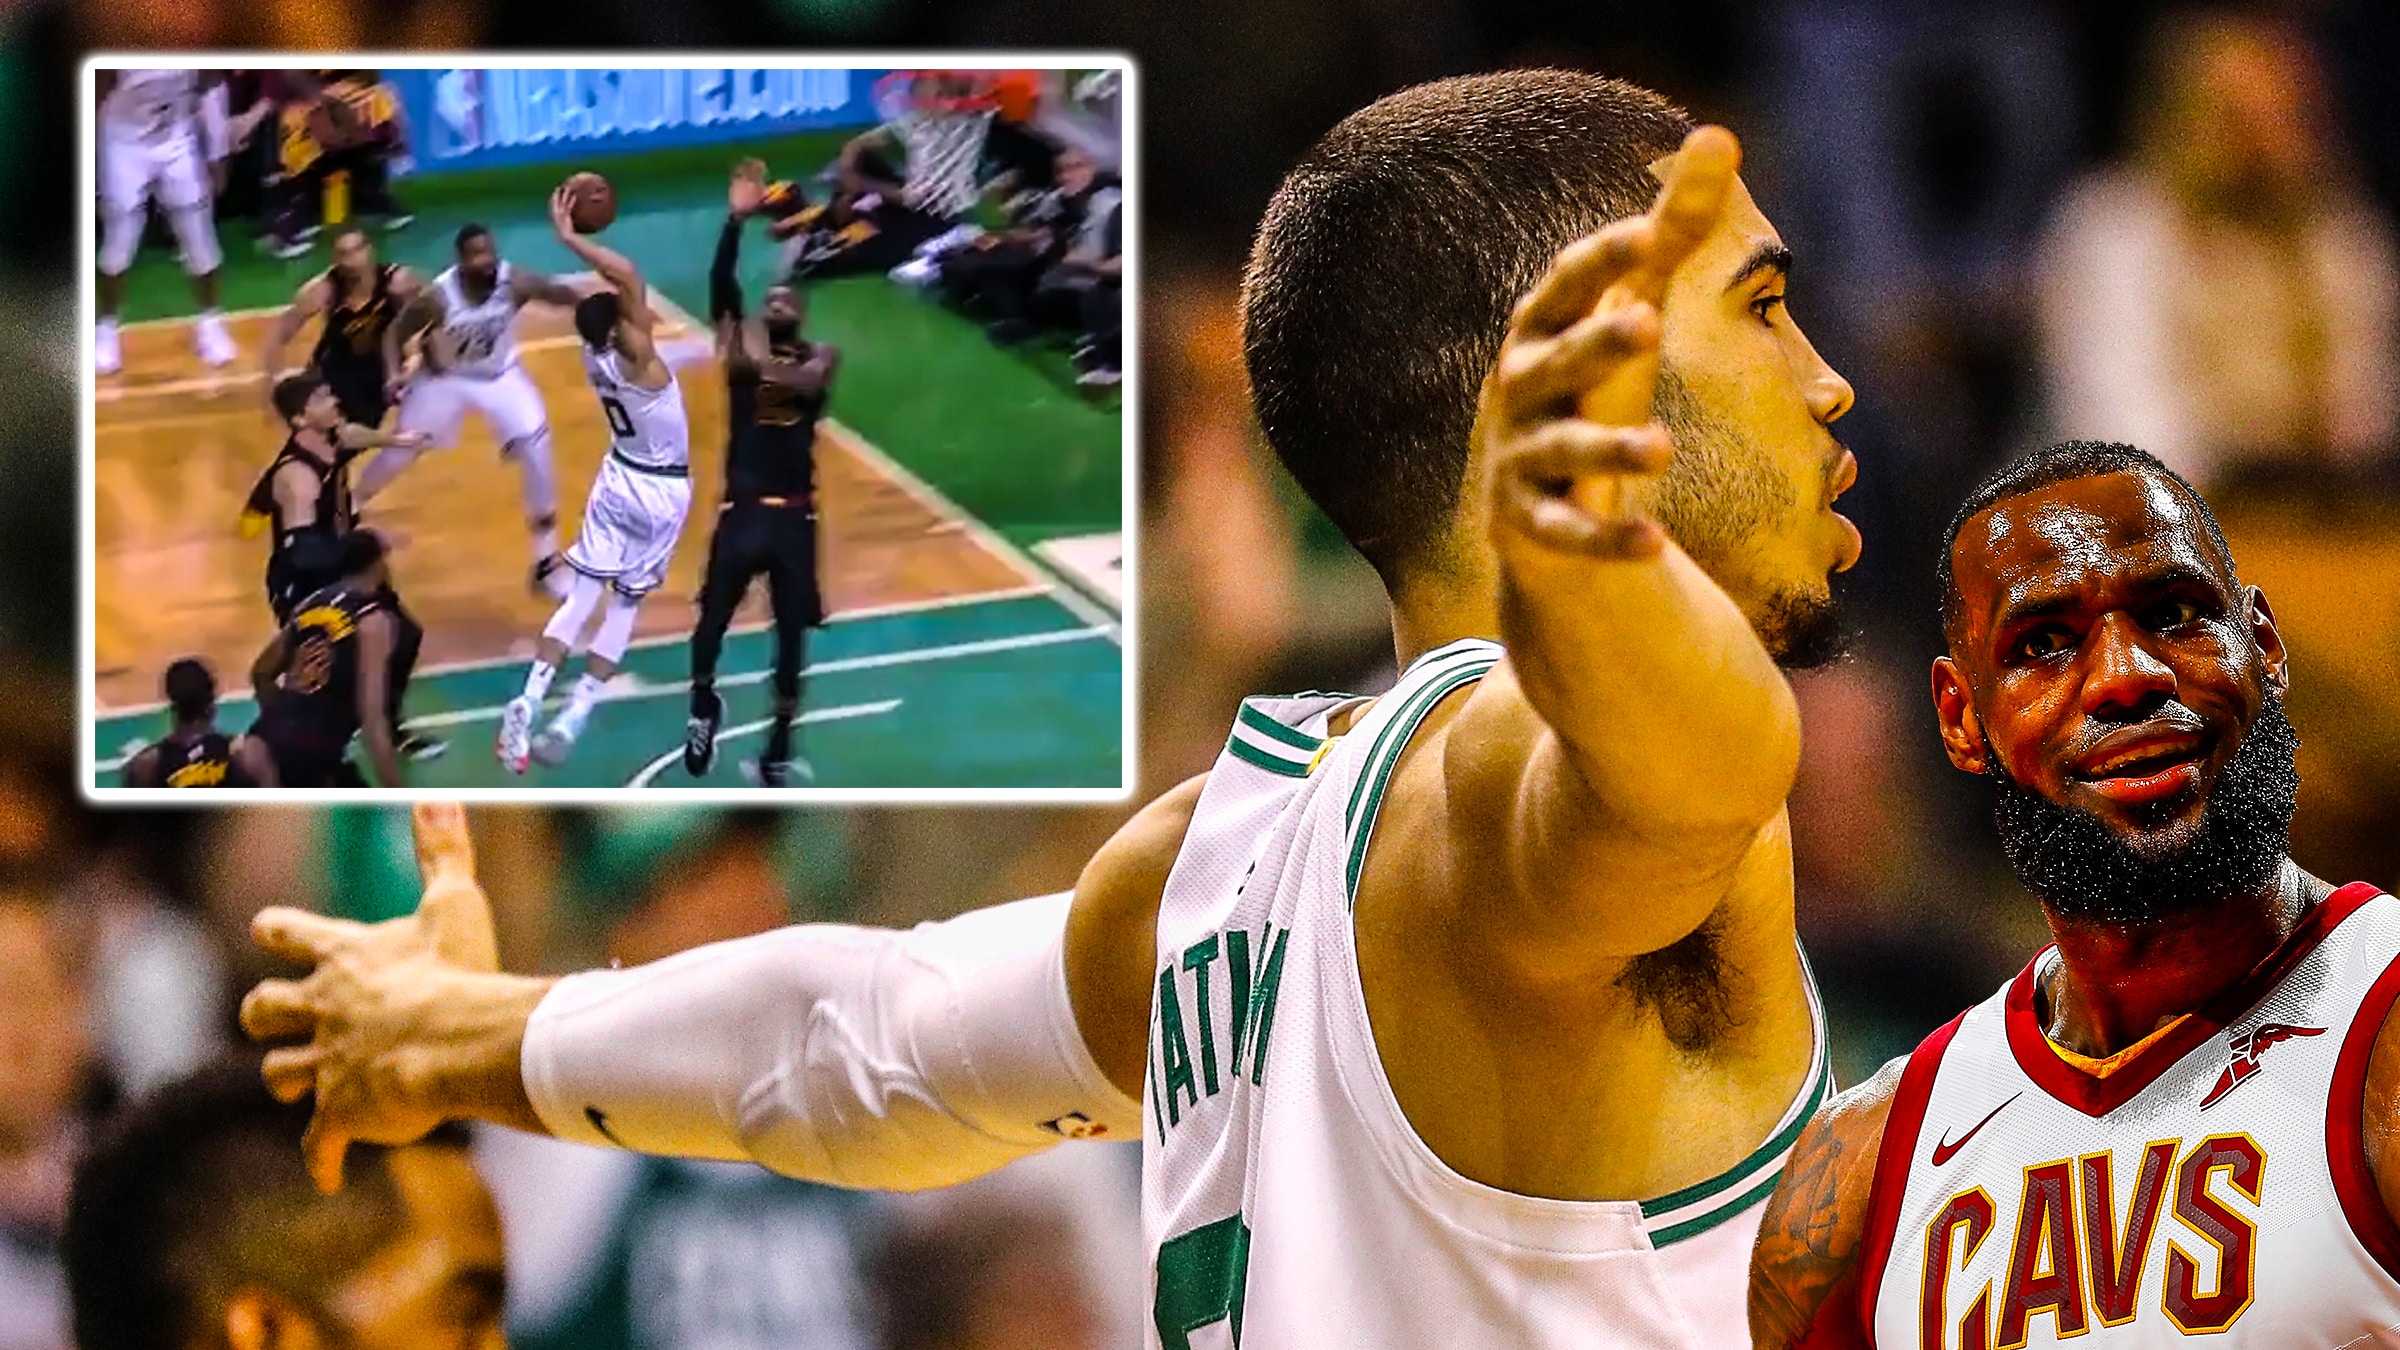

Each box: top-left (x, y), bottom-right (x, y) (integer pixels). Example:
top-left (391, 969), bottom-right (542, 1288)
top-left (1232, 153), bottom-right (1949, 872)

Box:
top-left (246, 531), bottom-right (406, 789)
top-left (497, 186), bottom-right (701, 774)
top-left (683, 162), bottom-right (840, 788)
top-left (1749, 440), bottom-right (2400, 1348)
top-left (261, 229), bottom-right (417, 428)
top-left (122, 658), bottom-right (276, 788)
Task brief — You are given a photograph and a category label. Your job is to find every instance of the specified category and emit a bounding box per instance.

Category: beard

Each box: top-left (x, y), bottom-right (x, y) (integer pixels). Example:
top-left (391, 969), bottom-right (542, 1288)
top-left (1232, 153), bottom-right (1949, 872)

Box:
top-left (1985, 689), bottom-right (2301, 925)
top-left (1652, 366), bottom-right (1853, 670)
top-left (764, 318), bottom-right (802, 349)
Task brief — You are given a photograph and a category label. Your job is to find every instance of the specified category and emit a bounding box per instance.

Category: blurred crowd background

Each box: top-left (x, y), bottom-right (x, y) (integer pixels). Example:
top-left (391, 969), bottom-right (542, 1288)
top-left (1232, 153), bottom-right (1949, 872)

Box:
top-left (3, 0), bottom-right (2399, 1346)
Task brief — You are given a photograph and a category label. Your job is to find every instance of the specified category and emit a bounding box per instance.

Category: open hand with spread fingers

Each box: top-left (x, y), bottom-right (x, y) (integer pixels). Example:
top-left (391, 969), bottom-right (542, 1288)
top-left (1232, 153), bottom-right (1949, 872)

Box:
top-left (239, 803), bottom-right (552, 1192)
top-left (1483, 125), bottom-right (1742, 562)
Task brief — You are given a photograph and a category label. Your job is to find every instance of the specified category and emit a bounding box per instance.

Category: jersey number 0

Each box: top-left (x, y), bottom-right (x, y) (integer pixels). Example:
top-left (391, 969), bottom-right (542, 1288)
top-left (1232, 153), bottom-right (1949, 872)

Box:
top-left (601, 395), bottom-right (635, 440)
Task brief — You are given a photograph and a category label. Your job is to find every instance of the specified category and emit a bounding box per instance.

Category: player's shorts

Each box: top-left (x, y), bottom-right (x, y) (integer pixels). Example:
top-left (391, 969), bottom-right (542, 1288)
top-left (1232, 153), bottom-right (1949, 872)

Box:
top-left (700, 498), bottom-right (824, 629)
top-left (566, 453), bottom-right (693, 598)
top-left (99, 132), bottom-right (210, 217)
top-left (396, 364), bottom-right (547, 450)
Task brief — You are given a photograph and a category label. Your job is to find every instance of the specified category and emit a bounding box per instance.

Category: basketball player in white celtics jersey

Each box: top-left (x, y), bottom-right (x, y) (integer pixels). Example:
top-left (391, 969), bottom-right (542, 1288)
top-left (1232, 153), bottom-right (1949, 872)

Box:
top-left (496, 187), bottom-right (699, 773)
top-left (93, 69), bottom-right (241, 374)
top-left (1749, 441), bottom-right (2400, 1347)
top-left (239, 73), bottom-right (1864, 1348)
top-left (366, 224), bottom-right (585, 595)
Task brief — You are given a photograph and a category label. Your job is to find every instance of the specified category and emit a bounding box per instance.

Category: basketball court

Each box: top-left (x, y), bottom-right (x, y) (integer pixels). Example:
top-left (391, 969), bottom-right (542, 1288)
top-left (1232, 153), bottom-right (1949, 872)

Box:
top-left (89, 289), bottom-right (1124, 791)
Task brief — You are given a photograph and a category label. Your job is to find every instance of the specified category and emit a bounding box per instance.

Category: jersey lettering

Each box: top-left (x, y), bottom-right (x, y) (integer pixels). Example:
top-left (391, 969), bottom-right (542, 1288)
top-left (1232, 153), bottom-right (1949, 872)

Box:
top-left (2079, 1141), bottom-right (2177, 1325)
top-left (164, 758), bottom-right (228, 788)
top-left (2163, 1134), bottom-right (2262, 1333)
top-left (1921, 1135), bottom-right (2266, 1345)
top-left (1152, 923), bottom-right (1289, 1133)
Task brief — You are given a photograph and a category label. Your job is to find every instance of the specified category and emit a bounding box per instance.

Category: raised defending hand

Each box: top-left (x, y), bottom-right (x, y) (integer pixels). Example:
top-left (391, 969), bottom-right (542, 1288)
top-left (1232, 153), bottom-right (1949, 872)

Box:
top-left (549, 183), bottom-right (578, 238)
top-left (239, 804), bottom-right (540, 1192)
top-left (1484, 126), bottom-right (1741, 561)
top-left (730, 159), bottom-right (768, 218)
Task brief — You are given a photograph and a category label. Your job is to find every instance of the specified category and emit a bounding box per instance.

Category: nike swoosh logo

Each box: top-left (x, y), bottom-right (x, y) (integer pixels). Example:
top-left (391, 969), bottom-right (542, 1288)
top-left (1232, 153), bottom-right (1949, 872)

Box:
top-left (1930, 1092), bottom-right (2021, 1167)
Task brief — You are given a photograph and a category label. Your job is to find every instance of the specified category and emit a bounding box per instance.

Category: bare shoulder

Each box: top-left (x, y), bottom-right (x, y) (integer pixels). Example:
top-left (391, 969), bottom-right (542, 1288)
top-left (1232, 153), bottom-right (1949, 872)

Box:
top-left (1749, 1054), bottom-right (1909, 1350)
top-left (1065, 774), bottom-right (1208, 1097)
top-left (2360, 965), bottom-right (2400, 1228)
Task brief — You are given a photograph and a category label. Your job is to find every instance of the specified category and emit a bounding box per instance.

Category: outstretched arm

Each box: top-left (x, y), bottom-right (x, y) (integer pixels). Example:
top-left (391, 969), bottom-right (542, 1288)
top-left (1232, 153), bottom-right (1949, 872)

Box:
top-left (509, 267), bottom-right (585, 309)
top-left (240, 781), bottom-right (1198, 1192)
top-left (1749, 1058), bottom-right (1903, 1349)
top-left (1433, 128), bottom-right (1802, 966)
top-left (264, 276), bottom-right (330, 403)
top-left (384, 289), bottom-right (442, 397)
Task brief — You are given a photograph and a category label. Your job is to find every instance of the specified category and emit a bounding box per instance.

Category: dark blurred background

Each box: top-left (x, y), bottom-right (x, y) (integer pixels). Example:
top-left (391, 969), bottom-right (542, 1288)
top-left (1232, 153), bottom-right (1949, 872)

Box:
top-left (3, 1), bottom-right (2398, 1347)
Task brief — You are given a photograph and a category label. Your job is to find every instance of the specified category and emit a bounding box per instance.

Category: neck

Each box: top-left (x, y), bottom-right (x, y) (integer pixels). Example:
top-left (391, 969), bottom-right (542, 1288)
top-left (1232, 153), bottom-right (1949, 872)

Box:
top-left (2040, 857), bottom-right (2331, 1056)
top-left (174, 718), bottom-right (212, 738)
top-left (1386, 569), bottom-right (1497, 668)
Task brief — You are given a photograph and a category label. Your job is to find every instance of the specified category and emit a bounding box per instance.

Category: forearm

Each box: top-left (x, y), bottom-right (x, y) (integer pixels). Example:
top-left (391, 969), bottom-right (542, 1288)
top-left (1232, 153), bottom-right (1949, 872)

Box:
top-left (409, 971), bottom-right (555, 1134)
top-left (519, 893), bottom-right (1139, 1189)
top-left (709, 215), bottom-right (745, 322)
top-left (1499, 540), bottom-right (1799, 833)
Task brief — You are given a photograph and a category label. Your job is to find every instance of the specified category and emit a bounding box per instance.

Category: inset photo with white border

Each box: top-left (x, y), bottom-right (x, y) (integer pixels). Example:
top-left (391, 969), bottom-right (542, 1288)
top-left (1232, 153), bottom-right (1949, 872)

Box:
top-left (82, 57), bottom-right (1134, 801)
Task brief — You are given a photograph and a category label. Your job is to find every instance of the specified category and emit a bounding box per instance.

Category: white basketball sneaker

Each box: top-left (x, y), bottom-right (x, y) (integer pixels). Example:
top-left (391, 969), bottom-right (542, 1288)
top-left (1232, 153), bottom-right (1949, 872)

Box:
top-left (195, 313), bottom-right (236, 368)
top-left (95, 320), bottom-right (121, 377)
top-left (496, 696), bottom-right (536, 774)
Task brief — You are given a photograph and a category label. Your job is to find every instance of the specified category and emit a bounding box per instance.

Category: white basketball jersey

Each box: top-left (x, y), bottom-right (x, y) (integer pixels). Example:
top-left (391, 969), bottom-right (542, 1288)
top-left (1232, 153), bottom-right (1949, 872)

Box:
top-left (1864, 883), bottom-right (2400, 1348)
top-left (434, 262), bottom-right (523, 379)
top-left (104, 70), bottom-right (199, 147)
top-left (1146, 638), bottom-right (1835, 1350)
top-left (582, 347), bottom-right (690, 472)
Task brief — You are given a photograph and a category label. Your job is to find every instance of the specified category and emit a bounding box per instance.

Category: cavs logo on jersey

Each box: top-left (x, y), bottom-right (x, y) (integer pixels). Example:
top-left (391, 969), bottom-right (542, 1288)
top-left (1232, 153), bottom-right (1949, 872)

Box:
top-left (1920, 1133), bottom-right (2264, 1346)
top-left (2199, 1022), bottom-right (2323, 1109)
top-left (165, 759), bottom-right (228, 787)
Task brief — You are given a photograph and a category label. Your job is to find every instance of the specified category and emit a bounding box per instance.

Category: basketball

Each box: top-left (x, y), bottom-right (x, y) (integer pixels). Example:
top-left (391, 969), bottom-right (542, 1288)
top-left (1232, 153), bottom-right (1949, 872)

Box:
top-left (564, 172), bottom-right (616, 233)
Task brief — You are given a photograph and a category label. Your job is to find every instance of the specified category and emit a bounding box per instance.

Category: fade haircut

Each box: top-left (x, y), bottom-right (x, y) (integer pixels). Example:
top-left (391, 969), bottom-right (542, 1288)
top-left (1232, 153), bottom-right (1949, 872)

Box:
top-left (1937, 440), bottom-right (2239, 636)
top-left (64, 1057), bottom-right (469, 1350)
top-left (1240, 70), bottom-right (1692, 582)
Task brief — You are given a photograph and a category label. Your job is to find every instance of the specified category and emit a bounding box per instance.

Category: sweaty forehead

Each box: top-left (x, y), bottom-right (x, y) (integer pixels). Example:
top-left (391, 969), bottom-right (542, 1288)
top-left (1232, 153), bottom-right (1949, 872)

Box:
top-left (1956, 472), bottom-right (2225, 619)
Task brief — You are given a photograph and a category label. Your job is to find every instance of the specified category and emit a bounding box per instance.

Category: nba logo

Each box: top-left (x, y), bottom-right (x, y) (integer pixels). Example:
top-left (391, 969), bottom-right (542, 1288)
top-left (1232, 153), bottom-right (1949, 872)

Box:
top-left (431, 70), bottom-right (485, 158)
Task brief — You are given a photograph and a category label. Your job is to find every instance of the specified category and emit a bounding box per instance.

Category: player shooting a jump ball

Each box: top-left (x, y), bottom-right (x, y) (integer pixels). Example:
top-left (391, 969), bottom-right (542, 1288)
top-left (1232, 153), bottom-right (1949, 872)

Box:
top-left (684, 160), bottom-right (840, 788)
top-left (497, 177), bottom-right (702, 773)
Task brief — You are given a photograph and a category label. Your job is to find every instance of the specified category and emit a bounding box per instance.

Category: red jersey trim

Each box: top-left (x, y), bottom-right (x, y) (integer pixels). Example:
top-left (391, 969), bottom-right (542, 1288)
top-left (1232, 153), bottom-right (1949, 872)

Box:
top-left (2002, 882), bottom-right (2386, 1117)
top-left (2325, 891), bottom-right (2400, 1285)
top-left (1856, 1010), bottom-right (1965, 1345)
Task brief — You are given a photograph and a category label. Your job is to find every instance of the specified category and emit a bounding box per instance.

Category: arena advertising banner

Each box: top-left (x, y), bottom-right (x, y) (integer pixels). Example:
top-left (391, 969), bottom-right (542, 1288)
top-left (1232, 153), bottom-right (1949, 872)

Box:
top-left (385, 67), bottom-right (892, 173)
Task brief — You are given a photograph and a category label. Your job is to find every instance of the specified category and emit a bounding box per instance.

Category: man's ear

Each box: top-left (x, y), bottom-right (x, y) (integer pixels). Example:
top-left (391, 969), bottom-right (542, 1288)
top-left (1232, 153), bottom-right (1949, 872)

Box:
top-left (2246, 585), bottom-right (2291, 697)
top-left (1931, 655), bottom-right (1989, 775)
top-left (224, 1287), bottom-right (328, 1350)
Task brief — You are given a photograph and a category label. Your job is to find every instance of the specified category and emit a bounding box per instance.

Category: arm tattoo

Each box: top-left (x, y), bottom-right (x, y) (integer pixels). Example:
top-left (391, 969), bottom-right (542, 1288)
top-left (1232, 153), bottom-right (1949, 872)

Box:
top-left (1748, 1077), bottom-right (1892, 1350)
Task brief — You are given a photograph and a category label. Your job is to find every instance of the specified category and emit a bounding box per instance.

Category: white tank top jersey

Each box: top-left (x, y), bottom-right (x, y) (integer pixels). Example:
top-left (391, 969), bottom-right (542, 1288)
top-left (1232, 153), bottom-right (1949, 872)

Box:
top-left (104, 70), bottom-right (199, 147)
top-left (434, 261), bottom-right (523, 379)
top-left (581, 347), bottom-right (690, 472)
top-left (1146, 638), bottom-right (1835, 1350)
top-left (1861, 882), bottom-right (2400, 1348)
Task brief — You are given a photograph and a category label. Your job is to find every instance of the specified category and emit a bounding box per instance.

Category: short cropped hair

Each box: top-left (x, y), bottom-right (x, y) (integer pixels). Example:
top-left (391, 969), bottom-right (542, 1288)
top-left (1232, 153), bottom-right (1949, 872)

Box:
top-left (1240, 70), bottom-right (1692, 581)
top-left (575, 291), bottom-right (621, 350)
top-left (63, 1059), bottom-right (466, 1350)
top-left (1937, 440), bottom-right (2238, 636)
top-left (163, 658), bottom-right (216, 722)
top-left (271, 372), bottom-right (325, 423)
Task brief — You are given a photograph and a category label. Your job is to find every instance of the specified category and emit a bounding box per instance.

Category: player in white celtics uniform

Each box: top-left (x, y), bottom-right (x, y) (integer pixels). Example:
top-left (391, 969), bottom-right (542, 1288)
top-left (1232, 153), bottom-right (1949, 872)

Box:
top-left (1750, 442), bottom-right (2400, 1347)
top-left (497, 188), bottom-right (699, 773)
top-left (241, 75), bottom-right (1866, 1348)
top-left (366, 225), bottom-right (584, 593)
top-left (94, 69), bottom-right (240, 374)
